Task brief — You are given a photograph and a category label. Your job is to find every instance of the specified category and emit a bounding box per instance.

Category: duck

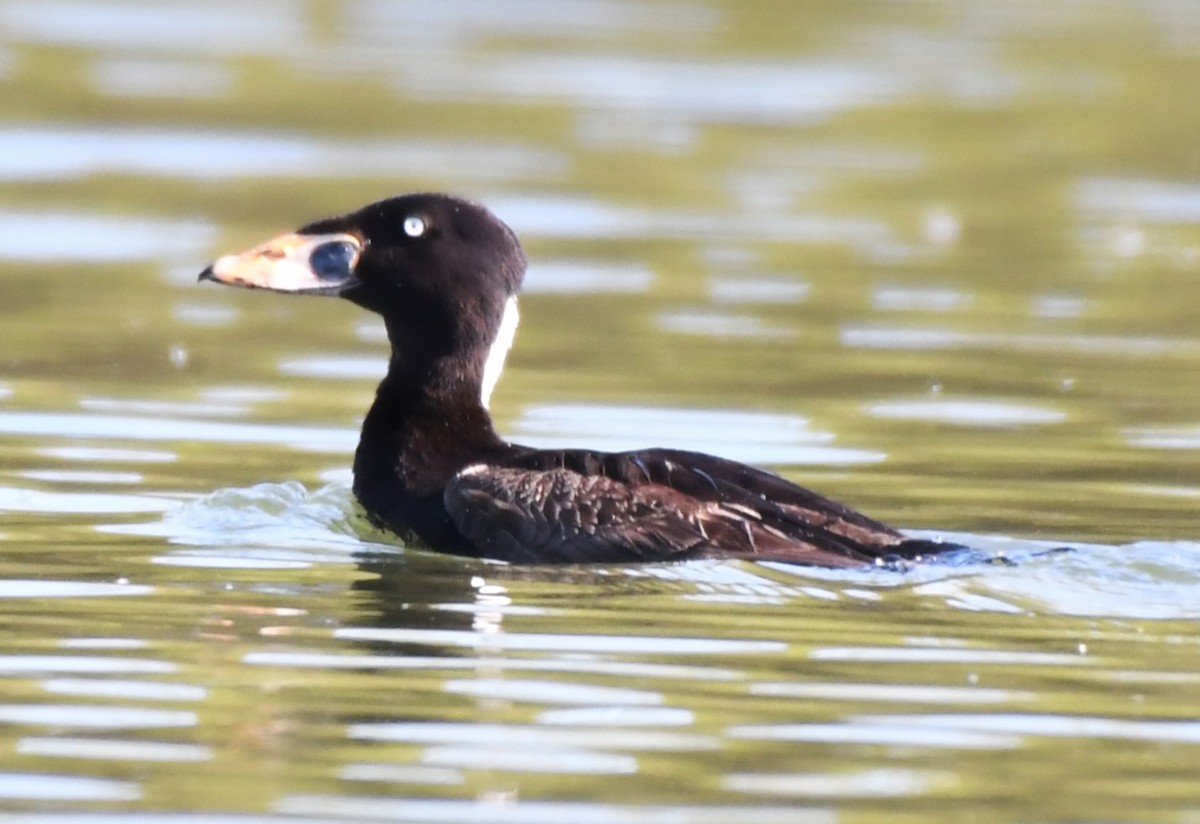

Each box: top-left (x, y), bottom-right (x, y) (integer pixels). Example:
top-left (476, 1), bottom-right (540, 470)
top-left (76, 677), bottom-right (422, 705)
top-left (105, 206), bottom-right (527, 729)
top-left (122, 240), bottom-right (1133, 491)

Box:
top-left (200, 193), bottom-right (961, 568)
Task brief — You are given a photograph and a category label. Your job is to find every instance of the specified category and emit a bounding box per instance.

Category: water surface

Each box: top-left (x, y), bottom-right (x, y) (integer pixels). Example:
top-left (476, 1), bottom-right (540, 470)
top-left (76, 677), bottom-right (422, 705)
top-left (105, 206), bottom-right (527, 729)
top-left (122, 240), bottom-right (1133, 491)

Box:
top-left (2, 1), bottom-right (1200, 821)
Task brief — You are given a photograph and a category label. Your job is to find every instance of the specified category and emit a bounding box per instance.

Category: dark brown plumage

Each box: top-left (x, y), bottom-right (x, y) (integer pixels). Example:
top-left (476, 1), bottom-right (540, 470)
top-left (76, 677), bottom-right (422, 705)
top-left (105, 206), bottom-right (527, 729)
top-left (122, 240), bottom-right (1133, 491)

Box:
top-left (200, 193), bottom-right (962, 567)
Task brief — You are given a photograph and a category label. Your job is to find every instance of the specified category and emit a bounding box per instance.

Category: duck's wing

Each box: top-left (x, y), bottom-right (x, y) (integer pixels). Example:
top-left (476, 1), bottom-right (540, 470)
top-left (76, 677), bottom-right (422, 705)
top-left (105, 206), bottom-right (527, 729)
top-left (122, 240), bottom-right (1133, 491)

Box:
top-left (444, 448), bottom-right (946, 566)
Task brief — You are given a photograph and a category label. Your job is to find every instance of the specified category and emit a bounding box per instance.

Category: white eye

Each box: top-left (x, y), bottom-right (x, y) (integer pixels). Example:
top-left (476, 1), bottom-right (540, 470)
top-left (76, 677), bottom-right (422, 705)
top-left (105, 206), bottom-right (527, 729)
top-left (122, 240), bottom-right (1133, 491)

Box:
top-left (403, 216), bottom-right (426, 238)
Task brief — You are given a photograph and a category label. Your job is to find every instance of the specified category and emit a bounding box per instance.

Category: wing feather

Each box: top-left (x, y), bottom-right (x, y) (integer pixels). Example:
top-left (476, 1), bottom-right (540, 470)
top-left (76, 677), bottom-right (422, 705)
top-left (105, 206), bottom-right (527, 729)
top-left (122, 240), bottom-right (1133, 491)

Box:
top-left (447, 465), bottom-right (709, 563)
top-left (443, 447), bottom-right (933, 566)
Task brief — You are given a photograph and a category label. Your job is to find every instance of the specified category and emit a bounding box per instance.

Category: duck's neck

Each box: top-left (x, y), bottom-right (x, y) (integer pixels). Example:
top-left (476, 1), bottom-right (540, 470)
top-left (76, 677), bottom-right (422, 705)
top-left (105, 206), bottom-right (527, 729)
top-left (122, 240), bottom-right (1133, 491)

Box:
top-left (354, 352), bottom-right (505, 502)
top-left (350, 297), bottom-right (519, 544)
top-left (351, 352), bottom-right (507, 547)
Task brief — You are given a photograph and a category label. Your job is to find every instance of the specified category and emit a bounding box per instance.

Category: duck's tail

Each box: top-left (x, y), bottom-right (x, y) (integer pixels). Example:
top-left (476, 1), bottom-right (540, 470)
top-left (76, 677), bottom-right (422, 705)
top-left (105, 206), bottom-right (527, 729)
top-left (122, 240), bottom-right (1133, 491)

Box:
top-left (882, 538), bottom-right (1075, 569)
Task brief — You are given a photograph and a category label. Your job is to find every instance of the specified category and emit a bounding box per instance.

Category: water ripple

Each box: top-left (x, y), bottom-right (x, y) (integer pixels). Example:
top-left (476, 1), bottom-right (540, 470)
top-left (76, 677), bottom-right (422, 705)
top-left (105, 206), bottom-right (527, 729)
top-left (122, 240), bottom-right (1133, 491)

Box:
top-left (749, 683), bottom-right (1032, 705)
top-left (860, 713), bottom-right (1200, 744)
top-left (0, 656), bottom-right (172, 675)
top-left (0, 581), bottom-right (152, 599)
top-left (536, 707), bottom-right (694, 727)
top-left (727, 722), bottom-right (1018, 750)
top-left (421, 745), bottom-right (637, 775)
top-left (842, 326), bottom-right (1199, 356)
top-left (244, 652), bottom-right (740, 682)
top-left (511, 404), bottom-right (885, 466)
top-left (335, 627), bottom-right (785, 655)
top-left (0, 126), bottom-right (563, 183)
top-left (17, 737), bottom-right (213, 763)
top-left (441, 678), bottom-right (663, 707)
top-left (0, 771), bottom-right (140, 801)
top-left (807, 647), bottom-right (1091, 666)
top-left (0, 487), bottom-right (176, 515)
top-left (524, 261), bottom-right (654, 294)
top-left (0, 212), bottom-right (212, 262)
top-left (1077, 177), bottom-right (1200, 223)
top-left (725, 768), bottom-right (954, 798)
top-left (865, 399), bottom-right (1067, 426)
top-left (42, 679), bottom-right (207, 702)
top-left (1, 0), bottom-right (303, 54)
top-left (349, 722), bottom-right (719, 753)
top-left (0, 705), bottom-right (196, 729)
top-left (0, 411), bottom-right (355, 452)
top-left (277, 795), bottom-right (833, 824)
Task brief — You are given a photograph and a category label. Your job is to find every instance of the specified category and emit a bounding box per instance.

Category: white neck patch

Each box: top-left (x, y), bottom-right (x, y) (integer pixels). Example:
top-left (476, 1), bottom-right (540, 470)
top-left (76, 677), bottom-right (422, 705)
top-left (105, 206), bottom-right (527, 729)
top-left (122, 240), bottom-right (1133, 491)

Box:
top-left (480, 296), bottom-right (519, 410)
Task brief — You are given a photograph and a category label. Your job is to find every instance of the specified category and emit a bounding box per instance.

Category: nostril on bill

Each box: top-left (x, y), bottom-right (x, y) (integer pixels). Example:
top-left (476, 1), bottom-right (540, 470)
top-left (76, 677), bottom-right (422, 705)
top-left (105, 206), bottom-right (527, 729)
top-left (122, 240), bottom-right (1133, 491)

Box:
top-left (309, 241), bottom-right (357, 281)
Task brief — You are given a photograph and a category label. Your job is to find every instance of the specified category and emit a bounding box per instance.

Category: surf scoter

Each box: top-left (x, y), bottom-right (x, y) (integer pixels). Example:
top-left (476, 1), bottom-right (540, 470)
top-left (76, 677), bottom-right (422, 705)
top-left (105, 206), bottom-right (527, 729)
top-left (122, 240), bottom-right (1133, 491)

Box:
top-left (200, 193), bottom-right (959, 567)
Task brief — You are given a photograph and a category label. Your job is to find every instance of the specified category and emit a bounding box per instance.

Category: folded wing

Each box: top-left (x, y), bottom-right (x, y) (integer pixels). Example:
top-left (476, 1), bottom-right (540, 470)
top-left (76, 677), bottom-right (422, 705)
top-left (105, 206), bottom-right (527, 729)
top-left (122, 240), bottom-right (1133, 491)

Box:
top-left (444, 448), bottom-right (943, 566)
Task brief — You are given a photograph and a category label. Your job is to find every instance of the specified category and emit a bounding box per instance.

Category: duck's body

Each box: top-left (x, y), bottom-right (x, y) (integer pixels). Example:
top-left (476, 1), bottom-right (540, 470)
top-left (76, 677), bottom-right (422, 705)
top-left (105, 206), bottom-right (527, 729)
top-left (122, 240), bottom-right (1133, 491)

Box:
top-left (201, 193), bottom-right (957, 567)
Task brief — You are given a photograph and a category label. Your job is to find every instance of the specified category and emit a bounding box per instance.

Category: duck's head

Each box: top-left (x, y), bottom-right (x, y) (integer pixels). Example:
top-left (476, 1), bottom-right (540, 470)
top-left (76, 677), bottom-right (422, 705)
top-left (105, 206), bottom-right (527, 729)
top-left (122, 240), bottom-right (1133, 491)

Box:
top-left (200, 193), bottom-right (526, 407)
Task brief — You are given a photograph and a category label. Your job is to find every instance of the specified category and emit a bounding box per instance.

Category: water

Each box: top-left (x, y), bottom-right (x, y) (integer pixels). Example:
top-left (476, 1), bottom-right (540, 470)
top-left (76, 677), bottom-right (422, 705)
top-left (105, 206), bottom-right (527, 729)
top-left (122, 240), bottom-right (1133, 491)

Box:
top-left (2, 0), bottom-right (1200, 820)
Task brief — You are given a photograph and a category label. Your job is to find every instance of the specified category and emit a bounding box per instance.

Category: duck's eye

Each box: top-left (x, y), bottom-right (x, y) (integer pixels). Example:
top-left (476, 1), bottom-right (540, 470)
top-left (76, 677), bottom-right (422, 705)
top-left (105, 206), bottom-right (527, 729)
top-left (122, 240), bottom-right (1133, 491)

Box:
top-left (403, 216), bottom-right (426, 238)
top-left (309, 241), bottom-right (357, 281)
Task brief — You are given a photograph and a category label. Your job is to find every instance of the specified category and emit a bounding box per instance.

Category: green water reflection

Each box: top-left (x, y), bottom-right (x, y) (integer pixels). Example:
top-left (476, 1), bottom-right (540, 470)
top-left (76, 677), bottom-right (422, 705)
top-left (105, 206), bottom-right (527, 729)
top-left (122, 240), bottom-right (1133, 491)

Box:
top-left (1, 0), bottom-right (1199, 821)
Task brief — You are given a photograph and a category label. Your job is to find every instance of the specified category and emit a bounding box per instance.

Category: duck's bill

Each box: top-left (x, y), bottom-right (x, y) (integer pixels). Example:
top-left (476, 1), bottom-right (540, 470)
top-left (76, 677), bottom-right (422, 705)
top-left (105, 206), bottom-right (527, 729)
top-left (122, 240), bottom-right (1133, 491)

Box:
top-left (198, 232), bottom-right (362, 295)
